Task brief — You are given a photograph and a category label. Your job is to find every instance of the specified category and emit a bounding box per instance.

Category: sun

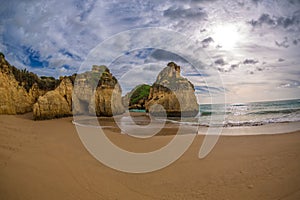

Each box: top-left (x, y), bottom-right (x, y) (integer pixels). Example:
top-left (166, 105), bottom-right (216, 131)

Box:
top-left (212, 24), bottom-right (240, 50)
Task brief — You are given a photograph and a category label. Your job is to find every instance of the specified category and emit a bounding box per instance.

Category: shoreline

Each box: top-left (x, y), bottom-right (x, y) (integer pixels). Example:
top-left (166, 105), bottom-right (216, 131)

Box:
top-left (6, 111), bottom-right (300, 137)
top-left (72, 111), bottom-right (300, 136)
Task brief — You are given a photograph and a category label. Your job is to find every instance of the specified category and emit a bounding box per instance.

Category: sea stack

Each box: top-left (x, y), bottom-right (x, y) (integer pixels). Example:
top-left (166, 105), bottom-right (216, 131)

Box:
top-left (73, 65), bottom-right (125, 117)
top-left (145, 62), bottom-right (199, 117)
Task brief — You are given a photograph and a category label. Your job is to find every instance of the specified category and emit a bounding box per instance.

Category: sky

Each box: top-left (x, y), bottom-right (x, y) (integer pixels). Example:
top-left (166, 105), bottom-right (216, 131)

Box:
top-left (0, 0), bottom-right (300, 103)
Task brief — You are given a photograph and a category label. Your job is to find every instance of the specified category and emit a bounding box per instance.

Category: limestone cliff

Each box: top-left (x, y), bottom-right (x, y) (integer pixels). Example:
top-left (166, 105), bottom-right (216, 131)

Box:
top-left (73, 65), bottom-right (125, 117)
top-left (33, 77), bottom-right (73, 120)
top-left (0, 53), bottom-right (45, 114)
top-left (145, 62), bottom-right (199, 117)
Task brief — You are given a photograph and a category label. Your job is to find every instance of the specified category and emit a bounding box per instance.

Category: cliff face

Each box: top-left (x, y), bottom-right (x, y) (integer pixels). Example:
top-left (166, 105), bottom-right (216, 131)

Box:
top-left (0, 53), bottom-right (44, 114)
top-left (33, 77), bottom-right (73, 120)
top-left (73, 65), bottom-right (125, 117)
top-left (145, 62), bottom-right (199, 117)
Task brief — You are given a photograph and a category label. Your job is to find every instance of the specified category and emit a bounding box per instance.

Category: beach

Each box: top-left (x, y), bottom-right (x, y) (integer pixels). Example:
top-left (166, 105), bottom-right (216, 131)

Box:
top-left (1, 113), bottom-right (300, 200)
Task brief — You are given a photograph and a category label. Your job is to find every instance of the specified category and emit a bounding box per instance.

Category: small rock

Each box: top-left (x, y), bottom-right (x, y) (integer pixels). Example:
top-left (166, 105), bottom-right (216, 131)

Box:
top-left (247, 184), bottom-right (254, 189)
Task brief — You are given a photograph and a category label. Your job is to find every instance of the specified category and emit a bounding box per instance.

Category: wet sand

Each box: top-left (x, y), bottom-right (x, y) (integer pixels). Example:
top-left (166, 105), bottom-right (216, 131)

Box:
top-left (1, 113), bottom-right (300, 200)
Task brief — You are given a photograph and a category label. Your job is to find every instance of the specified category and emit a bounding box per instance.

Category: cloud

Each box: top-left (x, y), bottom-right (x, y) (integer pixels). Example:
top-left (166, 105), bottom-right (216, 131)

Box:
top-left (214, 58), bottom-right (226, 66)
top-left (75, 0), bottom-right (97, 21)
top-left (249, 12), bottom-right (300, 31)
top-left (278, 58), bottom-right (285, 62)
top-left (0, 0), bottom-right (165, 77)
top-left (278, 80), bottom-right (300, 88)
top-left (194, 85), bottom-right (226, 94)
top-left (163, 6), bottom-right (207, 20)
top-left (117, 63), bottom-right (161, 94)
top-left (243, 59), bottom-right (259, 65)
top-left (216, 57), bottom-right (263, 73)
top-left (249, 14), bottom-right (276, 27)
top-left (0, 0), bottom-right (104, 76)
top-left (288, 0), bottom-right (300, 4)
top-left (215, 63), bottom-right (240, 73)
top-left (251, 0), bottom-right (263, 4)
top-left (147, 49), bottom-right (188, 63)
top-left (275, 37), bottom-right (289, 48)
top-left (292, 38), bottom-right (300, 45)
top-left (230, 64), bottom-right (239, 70)
top-left (183, 72), bottom-right (209, 77)
top-left (201, 37), bottom-right (214, 48)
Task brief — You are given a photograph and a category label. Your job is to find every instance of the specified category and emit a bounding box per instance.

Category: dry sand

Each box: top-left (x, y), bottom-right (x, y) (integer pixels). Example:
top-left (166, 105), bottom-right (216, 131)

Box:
top-left (1, 113), bottom-right (300, 200)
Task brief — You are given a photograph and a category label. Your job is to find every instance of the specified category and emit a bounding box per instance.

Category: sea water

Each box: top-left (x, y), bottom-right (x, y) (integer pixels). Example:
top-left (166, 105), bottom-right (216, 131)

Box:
top-left (198, 99), bottom-right (300, 127)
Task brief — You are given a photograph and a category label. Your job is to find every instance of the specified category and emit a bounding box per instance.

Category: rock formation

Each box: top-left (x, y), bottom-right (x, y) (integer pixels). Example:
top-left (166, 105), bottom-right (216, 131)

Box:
top-left (34, 65), bottom-right (125, 119)
top-left (33, 77), bottom-right (73, 120)
top-left (0, 53), bottom-right (45, 114)
top-left (1, 52), bottom-right (199, 120)
top-left (73, 65), bottom-right (125, 117)
top-left (145, 62), bottom-right (199, 117)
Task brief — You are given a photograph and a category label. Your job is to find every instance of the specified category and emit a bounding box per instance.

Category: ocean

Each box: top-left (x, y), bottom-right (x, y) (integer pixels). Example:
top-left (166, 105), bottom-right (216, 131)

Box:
top-left (197, 98), bottom-right (300, 127)
top-left (163, 99), bottom-right (300, 128)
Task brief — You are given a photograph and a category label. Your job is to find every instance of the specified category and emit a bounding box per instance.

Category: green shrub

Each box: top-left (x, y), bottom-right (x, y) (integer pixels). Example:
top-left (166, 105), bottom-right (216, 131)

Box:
top-left (130, 84), bottom-right (151, 105)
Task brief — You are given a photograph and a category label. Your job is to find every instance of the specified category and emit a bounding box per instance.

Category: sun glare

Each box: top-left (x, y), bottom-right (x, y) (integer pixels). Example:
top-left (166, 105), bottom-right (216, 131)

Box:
top-left (212, 24), bottom-right (240, 50)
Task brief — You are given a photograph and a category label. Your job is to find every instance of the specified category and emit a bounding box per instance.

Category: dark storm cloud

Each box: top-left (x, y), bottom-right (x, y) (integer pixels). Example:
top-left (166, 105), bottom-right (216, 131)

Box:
top-left (163, 6), bottom-right (207, 20)
top-left (201, 37), bottom-right (214, 48)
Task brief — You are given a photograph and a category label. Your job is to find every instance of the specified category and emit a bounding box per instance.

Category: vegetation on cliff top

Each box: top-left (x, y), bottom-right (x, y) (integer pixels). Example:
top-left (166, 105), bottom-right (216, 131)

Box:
top-left (0, 52), bottom-right (76, 92)
top-left (129, 84), bottom-right (151, 105)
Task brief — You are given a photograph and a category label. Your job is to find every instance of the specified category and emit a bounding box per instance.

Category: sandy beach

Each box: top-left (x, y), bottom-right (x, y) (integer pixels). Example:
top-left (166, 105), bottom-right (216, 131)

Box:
top-left (1, 113), bottom-right (300, 200)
